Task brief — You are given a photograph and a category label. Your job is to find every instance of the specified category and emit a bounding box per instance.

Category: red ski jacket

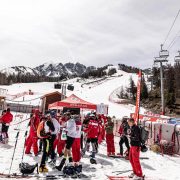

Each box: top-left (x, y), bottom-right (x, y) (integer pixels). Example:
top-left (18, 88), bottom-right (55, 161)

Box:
top-left (84, 119), bottom-right (99, 139)
top-left (1, 112), bottom-right (13, 124)
top-left (29, 116), bottom-right (40, 136)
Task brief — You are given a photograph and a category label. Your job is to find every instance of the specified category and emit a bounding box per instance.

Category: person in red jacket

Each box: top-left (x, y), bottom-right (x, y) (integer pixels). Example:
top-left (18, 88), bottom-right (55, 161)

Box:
top-left (25, 109), bottom-right (40, 156)
top-left (82, 114), bottom-right (100, 159)
top-left (1, 108), bottom-right (13, 141)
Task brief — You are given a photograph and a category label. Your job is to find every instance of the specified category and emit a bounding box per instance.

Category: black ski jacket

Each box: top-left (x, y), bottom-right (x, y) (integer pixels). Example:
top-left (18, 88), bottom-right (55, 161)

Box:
top-left (129, 125), bottom-right (141, 147)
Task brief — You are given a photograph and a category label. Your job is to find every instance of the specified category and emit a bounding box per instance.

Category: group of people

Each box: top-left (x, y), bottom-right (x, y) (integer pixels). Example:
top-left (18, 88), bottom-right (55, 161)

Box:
top-left (0, 108), bottom-right (13, 144)
top-left (0, 107), bottom-right (144, 180)
top-left (24, 109), bottom-right (108, 175)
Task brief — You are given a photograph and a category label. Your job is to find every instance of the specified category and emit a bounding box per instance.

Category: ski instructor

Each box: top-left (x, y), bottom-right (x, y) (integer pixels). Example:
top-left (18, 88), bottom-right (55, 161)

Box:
top-left (128, 118), bottom-right (143, 180)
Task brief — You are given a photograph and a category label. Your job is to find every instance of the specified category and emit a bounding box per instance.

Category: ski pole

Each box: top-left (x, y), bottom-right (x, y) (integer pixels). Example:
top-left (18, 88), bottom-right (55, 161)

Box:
top-left (20, 108), bottom-right (29, 164)
top-left (8, 131), bottom-right (20, 176)
top-left (20, 130), bottom-right (28, 164)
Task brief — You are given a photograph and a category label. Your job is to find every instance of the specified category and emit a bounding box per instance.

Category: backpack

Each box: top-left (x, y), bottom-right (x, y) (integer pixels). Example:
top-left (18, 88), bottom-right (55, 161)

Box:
top-left (63, 166), bottom-right (76, 176)
top-left (19, 163), bottom-right (38, 174)
top-left (139, 126), bottom-right (149, 153)
top-left (140, 126), bottom-right (149, 145)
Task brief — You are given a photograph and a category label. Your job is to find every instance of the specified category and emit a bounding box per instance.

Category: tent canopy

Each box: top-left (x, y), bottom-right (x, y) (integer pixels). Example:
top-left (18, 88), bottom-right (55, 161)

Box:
top-left (48, 94), bottom-right (97, 110)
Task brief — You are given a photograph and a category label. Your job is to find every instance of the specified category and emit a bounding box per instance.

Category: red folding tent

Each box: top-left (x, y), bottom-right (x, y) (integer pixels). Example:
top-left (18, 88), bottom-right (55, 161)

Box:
top-left (48, 94), bottom-right (97, 110)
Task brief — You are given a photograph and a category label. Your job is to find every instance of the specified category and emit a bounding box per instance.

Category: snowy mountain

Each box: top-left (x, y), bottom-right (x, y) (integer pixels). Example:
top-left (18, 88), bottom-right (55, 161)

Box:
top-left (34, 62), bottom-right (90, 77)
top-left (0, 63), bottom-right (96, 77)
top-left (1, 66), bottom-right (38, 76)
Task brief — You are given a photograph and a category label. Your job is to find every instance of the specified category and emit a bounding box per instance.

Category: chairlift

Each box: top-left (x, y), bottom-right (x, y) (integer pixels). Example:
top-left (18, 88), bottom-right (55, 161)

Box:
top-left (174, 51), bottom-right (180, 63)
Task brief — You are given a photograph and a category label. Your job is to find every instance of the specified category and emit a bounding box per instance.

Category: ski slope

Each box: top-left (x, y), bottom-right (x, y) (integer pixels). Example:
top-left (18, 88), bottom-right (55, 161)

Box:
top-left (0, 69), bottom-right (144, 118)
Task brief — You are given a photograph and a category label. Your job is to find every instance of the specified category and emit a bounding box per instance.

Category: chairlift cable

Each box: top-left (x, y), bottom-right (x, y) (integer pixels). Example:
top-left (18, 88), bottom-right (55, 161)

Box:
top-left (163, 9), bottom-right (180, 46)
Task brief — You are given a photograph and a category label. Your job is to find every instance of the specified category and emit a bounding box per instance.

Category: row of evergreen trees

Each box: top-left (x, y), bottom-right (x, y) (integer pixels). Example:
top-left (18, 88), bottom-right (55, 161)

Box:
top-left (0, 73), bottom-right (67, 85)
top-left (117, 62), bottom-right (180, 114)
top-left (151, 63), bottom-right (180, 107)
top-left (117, 75), bottom-right (148, 101)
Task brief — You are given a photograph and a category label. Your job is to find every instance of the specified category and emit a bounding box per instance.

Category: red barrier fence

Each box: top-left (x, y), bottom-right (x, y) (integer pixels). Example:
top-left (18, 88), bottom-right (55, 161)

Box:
top-left (113, 119), bottom-right (180, 155)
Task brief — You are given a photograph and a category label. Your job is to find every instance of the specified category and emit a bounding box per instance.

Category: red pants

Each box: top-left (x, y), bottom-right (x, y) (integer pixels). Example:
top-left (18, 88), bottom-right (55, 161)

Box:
top-left (106, 134), bottom-right (115, 154)
top-left (54, 138), bottom-right (66, 155)
top-left (25, 134), bottom-right (38, 155)
top-left (129, 146), bottom-right (143, 177)
top-left (102, 127), bottom-right (105, 140)
top-left (72, 138), bottom-right (81, 163)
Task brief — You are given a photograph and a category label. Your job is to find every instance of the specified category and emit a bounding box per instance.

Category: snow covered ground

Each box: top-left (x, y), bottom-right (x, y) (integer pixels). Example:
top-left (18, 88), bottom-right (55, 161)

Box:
top-left (0, 113), bottom-right (180, 180)
top-left (0, 70), bottom-right (179, 179)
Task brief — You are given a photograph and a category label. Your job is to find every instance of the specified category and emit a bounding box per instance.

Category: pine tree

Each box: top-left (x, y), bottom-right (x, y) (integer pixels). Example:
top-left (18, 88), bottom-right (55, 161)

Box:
top-left (129, 76), bottom-right (136, 100)
top-left (141, 76), bottom-right (148, 99)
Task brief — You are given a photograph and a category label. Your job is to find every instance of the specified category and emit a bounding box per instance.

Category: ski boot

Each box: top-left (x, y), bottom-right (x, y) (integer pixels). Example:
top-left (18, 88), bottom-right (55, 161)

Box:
top-left (39, 166), bottom-right (48, 173)
top-left (55, 158), bottom-right (66, 171)
top-left (128, 172), bottom-right (135, 178)
top-left (90, 158), bottom-right (97, 164)
top-left (132, 175), bottom-right (144, 180)
top-left (69, 157), bottom-right (73, 163)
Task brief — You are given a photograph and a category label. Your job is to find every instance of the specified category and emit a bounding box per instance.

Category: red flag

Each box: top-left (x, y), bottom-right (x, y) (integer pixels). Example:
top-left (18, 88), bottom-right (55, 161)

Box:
top-left (134, 70), bottom-right (142, 124)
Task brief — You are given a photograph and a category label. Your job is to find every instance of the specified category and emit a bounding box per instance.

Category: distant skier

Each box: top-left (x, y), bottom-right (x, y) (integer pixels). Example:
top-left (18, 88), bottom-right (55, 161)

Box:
top-left (25, 109), bottom-right (40, 156)
top-left (1, 108), bottom-right (13, 143)
top-left (128, 118), bottom-right (143, 180)
top-left (105, 116), bottom-right (115, 156)
top-left (118, 117), bottom-right (130, 157)
top-left (37, 115), bottom-right (55, 173)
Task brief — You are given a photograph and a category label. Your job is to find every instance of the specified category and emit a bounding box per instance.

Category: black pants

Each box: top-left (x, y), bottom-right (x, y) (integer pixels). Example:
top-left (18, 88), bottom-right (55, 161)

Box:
top-left (2, 124), bottom-right (9, 138)
top-left (81, 133), bottom-right (83, 150)
top-left (39, 139), bottom-right (43, 151)
top-left (40, 139), bottom-right (49, 167)
top-left (119, 136), bottom-right (130, 155)
top-left (86, 138), bottom-right (98, 153)
top-left (66, 136), bottom-right (75, 150)
top-left (49, 134), bottom-right (56, 160)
